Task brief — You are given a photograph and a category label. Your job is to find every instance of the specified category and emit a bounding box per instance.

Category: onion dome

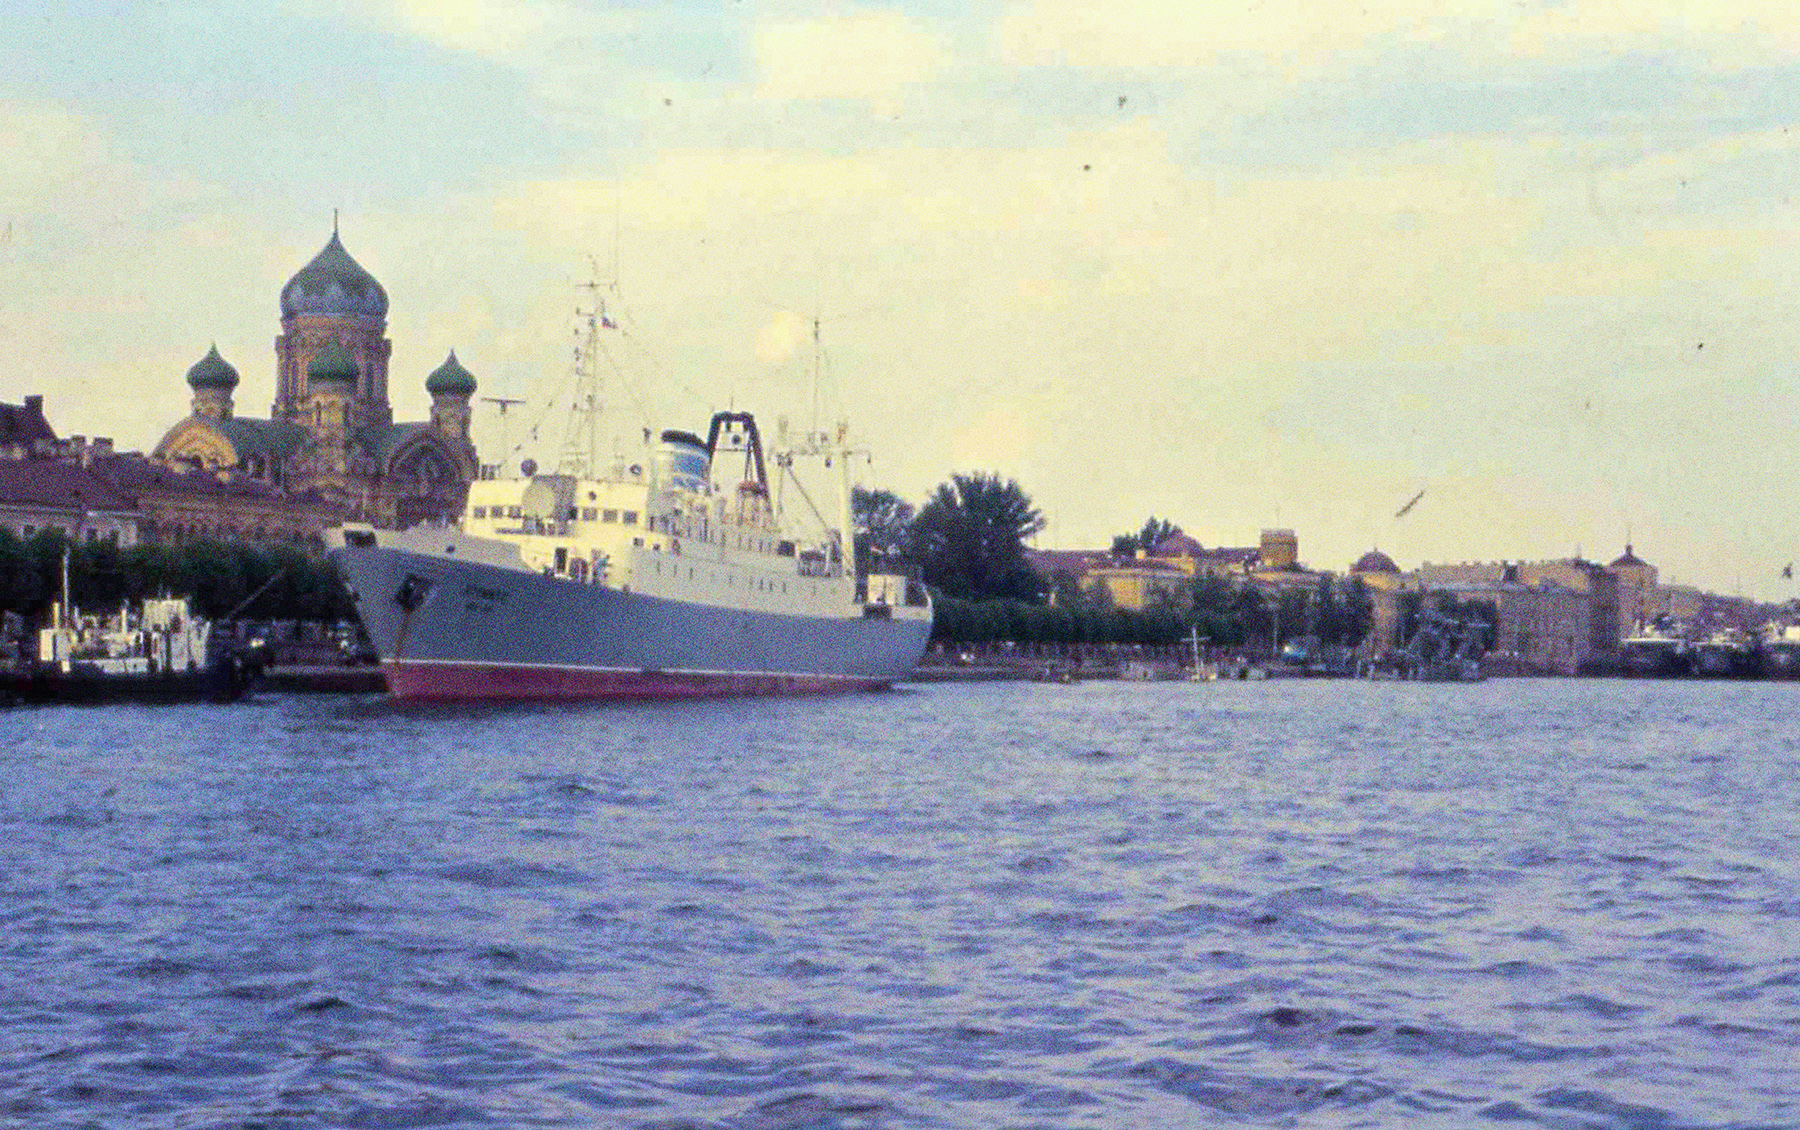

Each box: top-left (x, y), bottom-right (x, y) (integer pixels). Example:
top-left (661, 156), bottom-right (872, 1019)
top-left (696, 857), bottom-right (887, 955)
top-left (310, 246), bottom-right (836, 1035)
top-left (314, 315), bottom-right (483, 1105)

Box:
top-left (280, 231), bottom-right (388, 318)
top-left (308, 338), bottom-right (360, 390)
top-left (1352, 549), bottom-right (1400, 574)
top-left (425, 351), bottom-right (478, 396)
top-left (186, 343), bottom-right (239, 391)
top-left (1609, 544), bottom-right (1646, 568)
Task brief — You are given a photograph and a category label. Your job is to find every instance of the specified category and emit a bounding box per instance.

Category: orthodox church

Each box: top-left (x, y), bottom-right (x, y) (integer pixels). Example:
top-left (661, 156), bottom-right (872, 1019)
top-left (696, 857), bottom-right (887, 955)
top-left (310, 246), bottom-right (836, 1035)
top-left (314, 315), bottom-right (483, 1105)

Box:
top-left (153, 226), bottom-right (479, 529)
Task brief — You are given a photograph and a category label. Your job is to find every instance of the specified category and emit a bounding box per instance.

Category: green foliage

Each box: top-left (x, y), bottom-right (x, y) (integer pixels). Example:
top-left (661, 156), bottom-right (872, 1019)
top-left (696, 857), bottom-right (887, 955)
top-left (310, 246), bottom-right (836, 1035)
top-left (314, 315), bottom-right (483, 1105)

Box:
top-left (850, 486), bottom-right (916, 575)
top-left (1397, 589), bottom-right (1495, 651)
top-left (0, 532), bottom-right (352, 625)
top-left (928, 592), bottom-right (1188, 647)
top-left (1111, 516), bottom-right (1182, 557)
top-left (910, 472), bottom-right (1046, 603)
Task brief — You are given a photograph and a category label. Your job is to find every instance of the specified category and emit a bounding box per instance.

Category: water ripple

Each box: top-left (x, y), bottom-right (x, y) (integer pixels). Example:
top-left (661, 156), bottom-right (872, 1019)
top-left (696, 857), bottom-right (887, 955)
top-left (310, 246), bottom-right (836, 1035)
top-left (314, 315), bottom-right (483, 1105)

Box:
top-left (4, 680), bottom-right (1797, 1126)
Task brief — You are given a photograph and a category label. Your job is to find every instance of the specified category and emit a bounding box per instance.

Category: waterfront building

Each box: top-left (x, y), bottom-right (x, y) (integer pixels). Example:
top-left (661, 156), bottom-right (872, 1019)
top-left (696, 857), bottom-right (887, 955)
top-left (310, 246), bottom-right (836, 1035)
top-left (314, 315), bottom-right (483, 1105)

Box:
top-left (1608, 544), bottom-right (1657, 635)
top-left (0, 396), bottom-right (346, 547)
top-left (1424, 576), bottom-right (1593, 675)
top-left (151, 227), bottom-right (480, 532)
top-left (1347, 549), bottom-right (1416, 657)
top-left (0, 454), bottom-right (140, 545)
top-left (1031, 528), bottom-right (1300, 611)
top-left (0, 395), bottom-right (58, 459)
top-left (1420, 558), bottom-right (1620, 671)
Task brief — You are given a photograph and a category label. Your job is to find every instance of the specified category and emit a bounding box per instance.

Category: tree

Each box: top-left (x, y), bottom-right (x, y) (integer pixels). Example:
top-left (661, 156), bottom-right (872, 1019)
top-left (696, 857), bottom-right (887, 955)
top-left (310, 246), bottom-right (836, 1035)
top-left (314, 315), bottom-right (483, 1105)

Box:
top-left (850, 486), bottom-right (916, 575)
top-left (1110, 516), bottom-right (1181, 557)
top-left (909, 472), bottom-right (1046, 602)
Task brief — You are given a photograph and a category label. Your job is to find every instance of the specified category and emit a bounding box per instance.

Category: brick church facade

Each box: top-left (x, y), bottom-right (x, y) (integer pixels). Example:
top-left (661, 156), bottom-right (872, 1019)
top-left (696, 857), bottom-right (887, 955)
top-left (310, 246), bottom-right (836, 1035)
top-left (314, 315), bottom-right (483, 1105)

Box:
top-left (153, 226), bottom-right (479, 532)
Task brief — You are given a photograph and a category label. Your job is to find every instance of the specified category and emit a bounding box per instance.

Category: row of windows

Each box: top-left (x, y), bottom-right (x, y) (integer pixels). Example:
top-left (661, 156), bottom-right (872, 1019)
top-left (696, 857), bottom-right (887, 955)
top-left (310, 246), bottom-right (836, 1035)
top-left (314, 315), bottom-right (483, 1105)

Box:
top-left (471, 505), bottom-right (640, 525)
top-left (7, 524), bottom-right (122, 544)
top-left (651, 559), bottom-right (791, 594)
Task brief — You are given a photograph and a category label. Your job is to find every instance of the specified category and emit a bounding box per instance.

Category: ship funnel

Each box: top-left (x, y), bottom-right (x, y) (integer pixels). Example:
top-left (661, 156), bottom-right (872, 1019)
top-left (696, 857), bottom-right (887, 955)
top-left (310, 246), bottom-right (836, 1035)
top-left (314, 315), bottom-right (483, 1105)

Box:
top-left (656, 430), bottom-right (709, 494)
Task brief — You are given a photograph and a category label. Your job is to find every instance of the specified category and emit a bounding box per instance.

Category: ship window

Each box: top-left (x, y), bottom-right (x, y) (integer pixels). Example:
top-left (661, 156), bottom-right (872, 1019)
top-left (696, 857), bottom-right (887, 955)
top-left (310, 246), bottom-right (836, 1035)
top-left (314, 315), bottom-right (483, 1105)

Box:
top-left (602, 509), bottom-right (618, 522)
top-left (508, 506), bottom-right (522, 519)
top-left (582, 508), bottom-right (597, 520)
top-left (472, 506), bottom-right (486, 519)
top-left (566, 506), bottom-right (578, 520)
top-left (622, 511), bottom-right (639, 525)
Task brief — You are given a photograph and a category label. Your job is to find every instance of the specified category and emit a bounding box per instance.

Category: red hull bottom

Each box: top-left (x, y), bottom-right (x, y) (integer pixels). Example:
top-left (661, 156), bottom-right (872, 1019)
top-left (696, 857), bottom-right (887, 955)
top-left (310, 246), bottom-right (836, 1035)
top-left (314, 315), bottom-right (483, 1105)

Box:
top-left (384, 660), bottom-right (894, 701)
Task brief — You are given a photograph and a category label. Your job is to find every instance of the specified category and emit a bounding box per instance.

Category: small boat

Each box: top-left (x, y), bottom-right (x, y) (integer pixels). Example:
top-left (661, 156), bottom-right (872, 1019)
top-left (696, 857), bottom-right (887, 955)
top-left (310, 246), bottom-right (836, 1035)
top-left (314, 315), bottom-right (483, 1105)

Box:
top-left (1619, 623), bottom-right (1693, 677)
top-left (1691, 630), bottom-right (1757, 679)
top-left (5, 597), bottom-right (261, 705)
top-left (1760, 623), bottom-right (1800, 679)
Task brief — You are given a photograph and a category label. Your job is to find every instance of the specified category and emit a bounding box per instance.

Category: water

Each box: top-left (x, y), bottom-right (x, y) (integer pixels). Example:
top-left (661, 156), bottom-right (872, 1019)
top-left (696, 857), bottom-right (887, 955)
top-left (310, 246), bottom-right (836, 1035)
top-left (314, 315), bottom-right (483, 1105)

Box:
top-left (3, 679), bottom-right (1798, 1128)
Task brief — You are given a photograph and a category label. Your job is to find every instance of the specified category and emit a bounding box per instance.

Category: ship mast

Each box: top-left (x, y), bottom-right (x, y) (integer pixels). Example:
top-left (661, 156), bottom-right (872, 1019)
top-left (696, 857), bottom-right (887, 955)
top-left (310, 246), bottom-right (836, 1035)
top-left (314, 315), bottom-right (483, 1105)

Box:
top-left (561, 267), bottom-right (607, 477)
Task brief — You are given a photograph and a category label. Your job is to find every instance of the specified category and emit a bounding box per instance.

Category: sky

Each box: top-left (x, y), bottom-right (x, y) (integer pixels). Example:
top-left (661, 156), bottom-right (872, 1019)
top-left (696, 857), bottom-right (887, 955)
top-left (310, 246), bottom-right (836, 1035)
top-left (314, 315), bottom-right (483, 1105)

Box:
top-left (5, 1), bottom-right (1800, 597)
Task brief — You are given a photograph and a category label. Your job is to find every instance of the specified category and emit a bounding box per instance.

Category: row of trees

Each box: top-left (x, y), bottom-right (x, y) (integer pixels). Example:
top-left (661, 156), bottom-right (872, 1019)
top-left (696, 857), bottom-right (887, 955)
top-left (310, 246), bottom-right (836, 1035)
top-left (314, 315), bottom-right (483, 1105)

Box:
top-left (931, 597), bottom-right (1190, 647)
top-left (0, 530), bottom-right (354, 625)
top-left (854, 479), bottom-right (1381, 651)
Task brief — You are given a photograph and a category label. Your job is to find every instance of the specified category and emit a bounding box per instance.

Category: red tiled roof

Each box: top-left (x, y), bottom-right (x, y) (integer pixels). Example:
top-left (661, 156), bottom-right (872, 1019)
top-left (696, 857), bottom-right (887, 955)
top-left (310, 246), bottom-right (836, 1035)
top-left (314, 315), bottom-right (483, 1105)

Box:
top-left (93, 454), bottom-right (333, 505)
top-left (0, 459), bottom-right (136, 512)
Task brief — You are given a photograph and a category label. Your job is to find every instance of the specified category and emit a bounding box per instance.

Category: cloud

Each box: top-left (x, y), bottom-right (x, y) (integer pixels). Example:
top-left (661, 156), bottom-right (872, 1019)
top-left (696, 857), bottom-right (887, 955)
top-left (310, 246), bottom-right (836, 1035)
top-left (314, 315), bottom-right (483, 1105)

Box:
top-left (997, 0), bottom-right (1481, 73)
top-left (752, 9), bottom-right (947, 104)
top-left (386, 0), bottom-right (566, 54)
top-left (0, 101), bottom-right (108, 216)
top-left (1509, 0), bottom-right (1800, 62)
top-left (289, 0), bottom-right (639, 60)
top-left (757, 310), bottom-right (811, 365)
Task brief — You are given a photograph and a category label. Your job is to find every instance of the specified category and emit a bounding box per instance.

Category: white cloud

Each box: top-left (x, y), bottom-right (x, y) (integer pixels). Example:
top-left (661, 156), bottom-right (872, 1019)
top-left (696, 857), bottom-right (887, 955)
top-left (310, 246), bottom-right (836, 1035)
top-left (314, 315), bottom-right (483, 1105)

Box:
top-left (752, 9), bottom-right (947, 105)
top-left (0, 101), bottom-right (108, 216)
top-left (1510, 0), bottom-right (1800, 62)
top-left (289, 0), bottom-right (637, 59)
top-left (387, 0), bottom-right (564, 54)
top-left (997, 0), bottom-right (1489, 72)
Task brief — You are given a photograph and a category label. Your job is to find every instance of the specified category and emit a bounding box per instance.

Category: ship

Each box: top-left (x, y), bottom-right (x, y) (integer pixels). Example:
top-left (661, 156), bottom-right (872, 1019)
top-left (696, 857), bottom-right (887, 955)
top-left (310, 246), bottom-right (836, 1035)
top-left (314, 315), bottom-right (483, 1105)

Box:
top-left (1618, 621), bottom-right (1694, 677)
top-left (326, 411), bottom-right (933, 700)
top-left (5, 596), bottom-right (261, 706)
top-left (1760, 623), bottom-right (1800, 679)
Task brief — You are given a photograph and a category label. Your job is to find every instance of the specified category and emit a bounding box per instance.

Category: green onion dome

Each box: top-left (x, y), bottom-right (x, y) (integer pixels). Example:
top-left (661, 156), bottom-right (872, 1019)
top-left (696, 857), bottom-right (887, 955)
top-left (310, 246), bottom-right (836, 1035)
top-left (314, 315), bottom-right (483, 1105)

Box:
top-left (308, 338), bottom-right (360, 390)
top-left (425, 350), bottom-right (478, 396)
top-left (186, 343), bottom-right (239, 391)
top-left (281, 231), bottom-right (388, 318)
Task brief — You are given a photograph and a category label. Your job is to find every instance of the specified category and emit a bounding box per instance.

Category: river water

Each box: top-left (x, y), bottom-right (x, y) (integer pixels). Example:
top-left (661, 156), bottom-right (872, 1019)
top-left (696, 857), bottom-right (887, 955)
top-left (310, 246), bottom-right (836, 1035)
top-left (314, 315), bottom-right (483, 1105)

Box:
top-left (3, 679), bottom-right (1797, 1128)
